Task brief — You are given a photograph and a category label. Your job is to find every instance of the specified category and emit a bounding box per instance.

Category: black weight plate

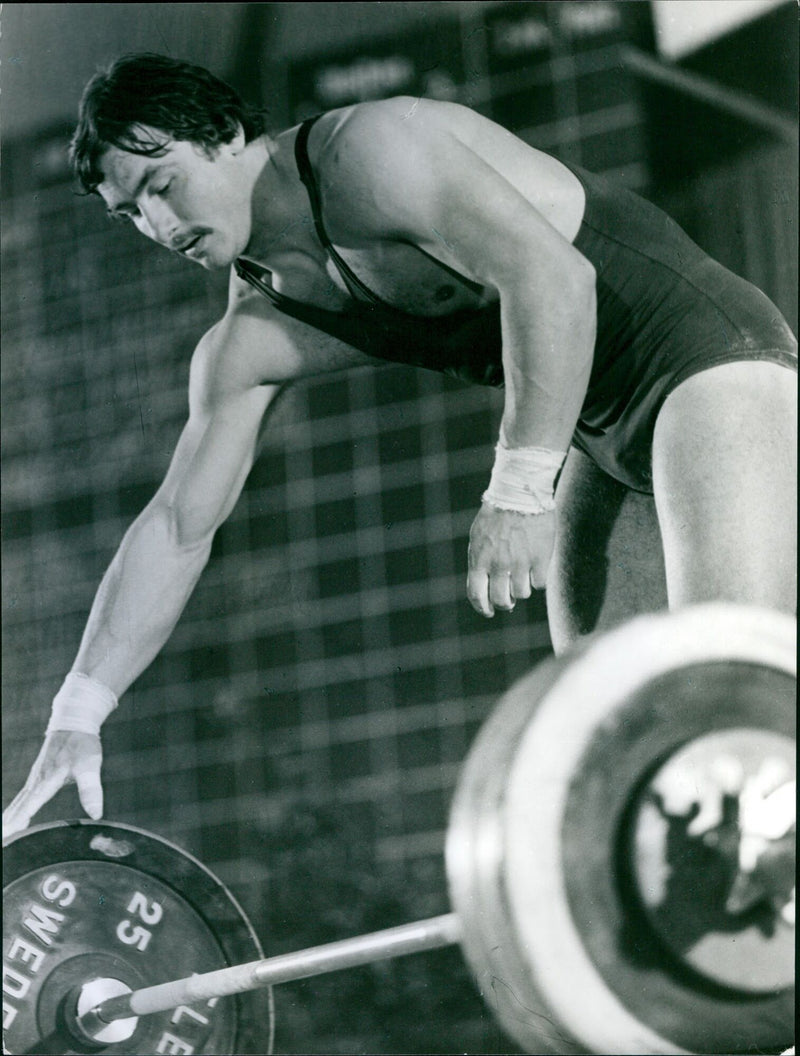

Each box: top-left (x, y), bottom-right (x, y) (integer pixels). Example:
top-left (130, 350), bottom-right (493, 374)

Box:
top-left (2, 820), bottom-right (274, 1055)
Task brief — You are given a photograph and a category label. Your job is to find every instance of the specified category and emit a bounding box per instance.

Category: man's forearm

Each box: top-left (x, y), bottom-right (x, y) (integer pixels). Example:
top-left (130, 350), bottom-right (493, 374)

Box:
top-left (499, 263), bottom-right (597, 452)
top-left (71, 502), bottom-right (213, 698)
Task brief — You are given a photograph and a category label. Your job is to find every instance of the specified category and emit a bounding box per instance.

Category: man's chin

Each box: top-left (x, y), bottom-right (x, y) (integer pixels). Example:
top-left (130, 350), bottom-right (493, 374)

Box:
top-left (198, 256), bottom-right (228, 272)
top-left (191, 250), bottom-right (233, 272)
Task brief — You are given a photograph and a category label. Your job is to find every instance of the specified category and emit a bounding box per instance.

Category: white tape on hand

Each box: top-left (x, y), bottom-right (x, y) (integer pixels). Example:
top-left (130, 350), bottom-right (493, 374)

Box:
top-left (482, 443), bottom-right (566, 515)
top-left (46, 672), bottom-right (118, 737)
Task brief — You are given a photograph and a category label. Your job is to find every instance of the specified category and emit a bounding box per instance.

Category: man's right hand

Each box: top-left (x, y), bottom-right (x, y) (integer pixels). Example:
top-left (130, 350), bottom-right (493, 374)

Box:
top-left (2, 731), bottom-right (104, 840)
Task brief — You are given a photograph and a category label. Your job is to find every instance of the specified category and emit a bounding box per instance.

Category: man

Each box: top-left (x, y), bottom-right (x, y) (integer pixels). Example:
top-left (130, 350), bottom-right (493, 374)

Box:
top-left (3, 54), bottom-right (796, 837)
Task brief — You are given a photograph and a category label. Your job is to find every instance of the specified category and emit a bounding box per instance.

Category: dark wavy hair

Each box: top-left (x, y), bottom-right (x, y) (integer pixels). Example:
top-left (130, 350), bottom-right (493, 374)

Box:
top-left (70, 53), bottom-right (268, 193)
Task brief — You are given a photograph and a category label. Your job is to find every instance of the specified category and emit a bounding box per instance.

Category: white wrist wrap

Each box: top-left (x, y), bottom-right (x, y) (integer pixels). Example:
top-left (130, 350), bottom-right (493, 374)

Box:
top-left (482, 443), bottom-right (566, 515)
top-left (46, 672), bottom-right (118, 737)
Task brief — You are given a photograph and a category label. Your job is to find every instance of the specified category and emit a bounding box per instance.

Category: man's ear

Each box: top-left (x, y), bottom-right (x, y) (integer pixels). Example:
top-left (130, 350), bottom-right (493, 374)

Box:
top-left (228, 123), bottom-right (247, 155)
top-left (201, 123), bottom-right (246, 161)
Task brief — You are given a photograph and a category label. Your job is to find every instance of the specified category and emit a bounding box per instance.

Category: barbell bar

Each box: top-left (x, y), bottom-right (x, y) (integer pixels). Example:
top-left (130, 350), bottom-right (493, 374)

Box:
top-left (75, 913), bottom-right (462, 1039)
top-left (3, 604), bottom-right (796, 1056)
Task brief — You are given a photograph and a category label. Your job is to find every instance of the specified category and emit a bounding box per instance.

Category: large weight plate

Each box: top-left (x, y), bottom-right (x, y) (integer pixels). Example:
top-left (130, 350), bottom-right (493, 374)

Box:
top-left (2, 820), bottom-right (274, 1055)
top-left (447, 604), bottom-right (796, 1055)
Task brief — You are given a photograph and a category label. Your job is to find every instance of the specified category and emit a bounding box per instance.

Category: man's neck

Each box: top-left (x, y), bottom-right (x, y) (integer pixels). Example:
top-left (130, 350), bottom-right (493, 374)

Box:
top-left (241, 131), bottom-right (318, 266)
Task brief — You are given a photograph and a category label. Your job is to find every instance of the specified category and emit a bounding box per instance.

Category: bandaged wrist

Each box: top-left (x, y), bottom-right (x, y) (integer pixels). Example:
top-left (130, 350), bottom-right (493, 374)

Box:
top-left (482, 443), bottom-right (566, 515)
top-left (46, 672), bottom-right (118, 737)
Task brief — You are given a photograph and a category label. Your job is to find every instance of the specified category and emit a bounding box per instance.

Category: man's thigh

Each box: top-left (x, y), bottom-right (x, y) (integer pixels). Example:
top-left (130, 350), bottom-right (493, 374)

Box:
top-left (547, 447), bottom-right (667, 654)
top-left (652, 360), bottom-right (797, 614)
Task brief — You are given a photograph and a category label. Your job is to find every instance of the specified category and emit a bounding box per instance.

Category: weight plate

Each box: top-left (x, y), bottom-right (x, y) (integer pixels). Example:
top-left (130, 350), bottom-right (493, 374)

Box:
top-left (447, 604), bottom-right (796, 1055)
top-left (2, 820), bottom-right (274, 1055)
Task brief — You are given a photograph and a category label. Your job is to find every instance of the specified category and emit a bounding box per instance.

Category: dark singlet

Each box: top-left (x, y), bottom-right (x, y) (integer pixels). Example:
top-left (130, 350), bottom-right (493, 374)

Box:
top-left (235, 117), bottom-right (503, 388)
top-left (236, 115), bottom-right (797, 492)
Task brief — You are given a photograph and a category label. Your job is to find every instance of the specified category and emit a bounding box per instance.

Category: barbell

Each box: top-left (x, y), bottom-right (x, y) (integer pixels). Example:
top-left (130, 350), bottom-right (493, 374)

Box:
top-left (3, 604), bottom-right (796, 1055)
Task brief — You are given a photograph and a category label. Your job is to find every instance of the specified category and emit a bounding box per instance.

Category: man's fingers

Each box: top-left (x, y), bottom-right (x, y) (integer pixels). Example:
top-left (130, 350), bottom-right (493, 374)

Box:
top-left (529, 561), bottom-right (548, 591)
top-left (511, 566), bottom-right (532, 602)
top-left (489, 570), bottom-right (515, 611)
top-left (75, 761), bottom-right (104, 821)
top-left (468, 505), bottom-right (556, 612)
top-left (467, 568), bottom-right (494, 618)
top-left (2, 734), bottom-right (104, 839)
top-left (2, 766), bottom-right (69, 839)
top-left (2, 795), bottom-right (34, 840)
top-left (469, 563), bottom-right (544, 614)
top-left (468, 564), bottom-right (538, 615)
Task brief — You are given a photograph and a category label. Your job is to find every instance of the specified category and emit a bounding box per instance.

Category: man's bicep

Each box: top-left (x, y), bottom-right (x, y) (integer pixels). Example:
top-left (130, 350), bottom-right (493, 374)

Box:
top-left (153, 381), bottom-right (279, 547)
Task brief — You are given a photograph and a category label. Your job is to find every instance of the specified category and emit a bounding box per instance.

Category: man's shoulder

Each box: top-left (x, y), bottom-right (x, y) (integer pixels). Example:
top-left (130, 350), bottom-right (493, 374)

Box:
top-left (187, 278), bottom-right (292, 407)
top-left (309, 97), bottom-right (477, 241)
top-left (314, 96), bottom-right (472, 160)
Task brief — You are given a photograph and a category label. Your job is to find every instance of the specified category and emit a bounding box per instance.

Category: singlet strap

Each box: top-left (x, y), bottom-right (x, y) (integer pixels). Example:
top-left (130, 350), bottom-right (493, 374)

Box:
top-left (294, 116), bottom-right (328, 248)
top-left (233, 255), bottom-right (403, 358)
top-left (293, 116), bottom-right (385, 306)
top-left (234, 257), bottom-right (283, 306)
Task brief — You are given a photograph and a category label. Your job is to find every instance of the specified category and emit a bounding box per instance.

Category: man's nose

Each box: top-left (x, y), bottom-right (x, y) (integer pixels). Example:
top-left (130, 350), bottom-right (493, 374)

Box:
top-left (139, 198), bottom-right (180, 247)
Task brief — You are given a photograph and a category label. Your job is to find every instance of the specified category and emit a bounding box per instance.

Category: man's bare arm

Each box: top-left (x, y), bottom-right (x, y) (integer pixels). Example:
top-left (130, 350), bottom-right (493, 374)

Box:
top-left (2, 275), bottom-right (378, 837)
top-left (2, 307), bottom-right (289, 835)
top-left (316, 101), bottom-right (597, 614)
top-left (72, 354), bottom-right (279, 696)
top-left (317, 100), bottom-right (597, 452)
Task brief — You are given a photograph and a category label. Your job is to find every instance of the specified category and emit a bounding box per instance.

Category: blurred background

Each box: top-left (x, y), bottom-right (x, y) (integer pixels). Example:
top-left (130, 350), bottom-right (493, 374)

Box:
top-left (1, 3), bottom-right (797, 1052)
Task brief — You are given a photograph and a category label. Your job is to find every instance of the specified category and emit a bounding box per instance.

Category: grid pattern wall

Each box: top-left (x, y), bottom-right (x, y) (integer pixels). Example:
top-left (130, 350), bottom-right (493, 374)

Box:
top-left (289, 0), bottom-right (654, 187)
top-left (2, 4), bottom-right (652, 1050)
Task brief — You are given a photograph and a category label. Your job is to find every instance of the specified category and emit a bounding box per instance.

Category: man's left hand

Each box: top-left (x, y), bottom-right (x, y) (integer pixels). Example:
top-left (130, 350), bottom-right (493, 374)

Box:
top-left (467, 504), bottom-right (556, 617)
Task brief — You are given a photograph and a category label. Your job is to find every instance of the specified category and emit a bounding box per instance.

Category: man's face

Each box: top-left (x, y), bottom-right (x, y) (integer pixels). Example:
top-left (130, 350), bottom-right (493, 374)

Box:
top-left (97, 128), bottom-right (252, 270)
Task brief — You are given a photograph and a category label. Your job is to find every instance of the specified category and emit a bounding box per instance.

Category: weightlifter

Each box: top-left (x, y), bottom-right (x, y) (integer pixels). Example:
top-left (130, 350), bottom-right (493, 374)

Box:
top-left (3, 54), bottom-right (797, 838)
